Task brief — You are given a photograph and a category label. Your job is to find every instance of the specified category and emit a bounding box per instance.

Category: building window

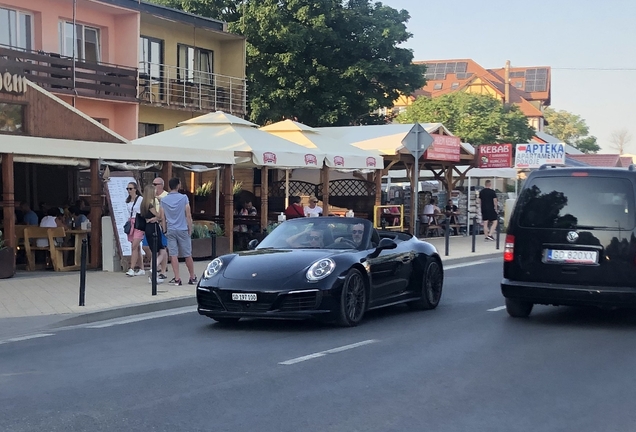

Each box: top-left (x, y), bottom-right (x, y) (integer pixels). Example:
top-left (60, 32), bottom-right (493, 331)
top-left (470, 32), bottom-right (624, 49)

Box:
top-left (59, 22), bottom-right (101, 62)
top-left (139, 36), bottom-right (163, 79)
top-left (433, 83), bottom-right (443, 90)
top-left (138, 123), bottom-right (162, 138)
top-left (451, 82), bottom-right (459, 89)
top-left (177, 44), bottom-right (214, 84)
top-left (0, 7), bottom-right (32, 51)
top-left (514, 81), bottom-right (523, 89)
top-left (0, 103), bottom-right (24, 134)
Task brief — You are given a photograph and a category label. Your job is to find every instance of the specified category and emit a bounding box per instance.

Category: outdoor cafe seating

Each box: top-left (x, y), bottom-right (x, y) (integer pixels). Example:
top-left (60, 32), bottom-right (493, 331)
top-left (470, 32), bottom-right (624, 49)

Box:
top-left (19, 225), bottom-right (90, 271)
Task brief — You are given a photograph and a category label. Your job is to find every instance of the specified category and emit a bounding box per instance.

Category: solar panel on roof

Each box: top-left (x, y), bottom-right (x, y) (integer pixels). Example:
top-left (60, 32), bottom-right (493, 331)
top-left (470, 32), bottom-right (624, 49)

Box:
top-left (456, 62), bottom-right (468, 72)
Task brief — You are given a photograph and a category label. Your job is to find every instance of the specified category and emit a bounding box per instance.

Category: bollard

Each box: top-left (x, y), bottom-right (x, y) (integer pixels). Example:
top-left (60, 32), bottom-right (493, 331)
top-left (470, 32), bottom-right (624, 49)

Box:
top-left (211, 230), bottom-right (217, 259)
top-left (444, 217), bottom-right (450, 257)
top-left (79, 238), bottom-right (87, 306)
top-left (471, 216), bottom-right (477, 253)
top-left (151, 230), bottom-right (158, 296)
top-left (496, 216), bottom-right (501, 250)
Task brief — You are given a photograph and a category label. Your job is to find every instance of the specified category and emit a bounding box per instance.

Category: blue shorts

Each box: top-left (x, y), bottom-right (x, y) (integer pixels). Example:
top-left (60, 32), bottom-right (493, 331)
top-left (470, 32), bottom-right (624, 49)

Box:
top-left (143, 230), bottom-right (168, 247)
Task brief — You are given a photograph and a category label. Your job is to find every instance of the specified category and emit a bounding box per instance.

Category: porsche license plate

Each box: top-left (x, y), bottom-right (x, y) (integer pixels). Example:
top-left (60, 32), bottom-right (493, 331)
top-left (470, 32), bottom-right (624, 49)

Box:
top-left (232, 293), bottom-right (257, 301)
top-left (546, 249), bottom-right (598, 264)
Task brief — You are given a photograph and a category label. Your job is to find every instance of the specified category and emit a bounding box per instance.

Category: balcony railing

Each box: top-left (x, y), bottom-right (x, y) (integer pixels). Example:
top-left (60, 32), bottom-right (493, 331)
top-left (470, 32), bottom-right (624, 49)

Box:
top-left (138, 62), bottom-right (247, 115)
top-left (0, 45), bottom-right (138, 102)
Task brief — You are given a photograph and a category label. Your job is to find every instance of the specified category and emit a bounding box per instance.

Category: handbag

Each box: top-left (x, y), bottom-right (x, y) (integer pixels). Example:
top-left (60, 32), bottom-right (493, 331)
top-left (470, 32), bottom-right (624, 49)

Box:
top-left (134, 213), bottom-right (146, 231)
top-left (123, 196), bottom-right (139, 234)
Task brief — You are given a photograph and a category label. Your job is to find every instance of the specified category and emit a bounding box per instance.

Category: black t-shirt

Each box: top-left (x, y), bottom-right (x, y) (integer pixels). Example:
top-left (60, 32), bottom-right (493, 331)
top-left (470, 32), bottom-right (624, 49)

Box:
top-left (445, 204), bottom-right (458, 213)
top-left (479, 188), bottom-right (497, 213)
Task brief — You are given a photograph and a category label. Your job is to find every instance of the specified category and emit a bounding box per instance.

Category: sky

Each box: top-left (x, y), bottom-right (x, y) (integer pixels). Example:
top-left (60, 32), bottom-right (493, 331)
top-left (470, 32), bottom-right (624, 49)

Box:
top-left (381, 0), bottom-right (636, 153)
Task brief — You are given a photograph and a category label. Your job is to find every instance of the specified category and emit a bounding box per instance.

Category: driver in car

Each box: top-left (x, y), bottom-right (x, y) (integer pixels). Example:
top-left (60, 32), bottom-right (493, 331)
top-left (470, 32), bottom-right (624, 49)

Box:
top-left (335, 223), bottom-right (364, 247)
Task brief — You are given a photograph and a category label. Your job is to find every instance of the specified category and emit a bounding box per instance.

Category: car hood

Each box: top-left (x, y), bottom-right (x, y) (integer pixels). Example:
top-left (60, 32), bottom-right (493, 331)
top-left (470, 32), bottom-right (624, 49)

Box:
top-left (222, 249), bottom-right (345, 281)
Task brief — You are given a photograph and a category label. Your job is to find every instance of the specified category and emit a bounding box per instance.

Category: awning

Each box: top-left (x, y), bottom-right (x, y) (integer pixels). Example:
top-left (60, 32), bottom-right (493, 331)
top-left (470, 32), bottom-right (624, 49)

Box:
top-left (0, 135), bottom-right (235, 165)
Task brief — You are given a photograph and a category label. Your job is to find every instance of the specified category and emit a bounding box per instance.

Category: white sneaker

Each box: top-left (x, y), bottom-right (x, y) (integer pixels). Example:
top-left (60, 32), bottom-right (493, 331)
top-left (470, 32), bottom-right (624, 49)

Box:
top-left (135, 269), bottom-right (146, 276)
top-left (148, 275), bottom-right (164, 284)
top-left (125, 269), bottom-right (135, 276)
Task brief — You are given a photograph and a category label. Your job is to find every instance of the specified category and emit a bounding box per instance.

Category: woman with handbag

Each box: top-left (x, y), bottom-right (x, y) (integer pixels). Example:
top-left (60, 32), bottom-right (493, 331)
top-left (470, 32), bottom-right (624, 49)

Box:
top-left (140, 185), bottom-right (167, 284)
top-left (125, 182), bottom-right (144, 276)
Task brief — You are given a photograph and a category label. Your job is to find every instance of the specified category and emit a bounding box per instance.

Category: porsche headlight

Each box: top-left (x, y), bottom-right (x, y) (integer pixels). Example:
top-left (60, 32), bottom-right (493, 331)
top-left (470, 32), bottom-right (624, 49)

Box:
top-left (306, 258), bottom-right (335, 281)
top-left (204, 258), bottom-right (223, 278)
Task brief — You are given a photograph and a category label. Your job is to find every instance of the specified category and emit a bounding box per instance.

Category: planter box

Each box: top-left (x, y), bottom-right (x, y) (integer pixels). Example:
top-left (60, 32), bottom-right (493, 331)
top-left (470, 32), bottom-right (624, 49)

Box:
top-left (0, 247), bottom-right (16, 279)
top-left (191, 236), bottom-right (231, 259)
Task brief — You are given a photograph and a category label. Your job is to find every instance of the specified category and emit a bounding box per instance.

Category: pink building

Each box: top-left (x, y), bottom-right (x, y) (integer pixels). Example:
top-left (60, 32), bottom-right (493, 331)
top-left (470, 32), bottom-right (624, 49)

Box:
top-left (0, 0), bottom-right (140, 139)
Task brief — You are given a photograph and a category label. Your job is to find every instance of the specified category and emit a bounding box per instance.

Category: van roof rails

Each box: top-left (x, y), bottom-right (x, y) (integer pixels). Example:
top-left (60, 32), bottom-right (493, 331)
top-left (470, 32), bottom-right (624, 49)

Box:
top-left (538, 164), bottom-right (567, 170)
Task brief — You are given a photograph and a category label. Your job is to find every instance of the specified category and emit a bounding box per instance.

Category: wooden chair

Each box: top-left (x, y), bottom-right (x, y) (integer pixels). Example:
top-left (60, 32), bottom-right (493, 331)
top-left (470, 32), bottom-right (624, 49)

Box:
top-left (23, 227), bottom-right (54, 271)
top-left (47, 227), bottom-right (78, 271)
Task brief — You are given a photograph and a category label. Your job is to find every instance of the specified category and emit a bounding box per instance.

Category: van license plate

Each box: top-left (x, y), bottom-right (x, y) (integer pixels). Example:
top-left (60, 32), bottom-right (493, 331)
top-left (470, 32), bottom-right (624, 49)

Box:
top-left (546, 249), bottom-right (598, 264)
top-left (232, 293), bottom-right (257, 301)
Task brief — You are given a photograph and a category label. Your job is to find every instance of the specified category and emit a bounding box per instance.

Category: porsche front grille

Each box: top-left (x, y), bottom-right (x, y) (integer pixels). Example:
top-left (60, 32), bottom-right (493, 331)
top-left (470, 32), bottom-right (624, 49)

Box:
top-left (279, 291), bottom-right (320, 311)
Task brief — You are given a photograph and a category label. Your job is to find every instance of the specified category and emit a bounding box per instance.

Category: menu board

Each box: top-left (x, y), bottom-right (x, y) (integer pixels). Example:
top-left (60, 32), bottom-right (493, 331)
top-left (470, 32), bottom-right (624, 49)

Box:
top-left (104, 173), bottom-right (137, 257)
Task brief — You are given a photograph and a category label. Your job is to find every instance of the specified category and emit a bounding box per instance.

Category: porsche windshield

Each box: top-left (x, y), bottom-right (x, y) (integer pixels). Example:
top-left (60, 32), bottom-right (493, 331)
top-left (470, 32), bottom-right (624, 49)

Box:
top-left (257, 218), bottom-right (370, 250)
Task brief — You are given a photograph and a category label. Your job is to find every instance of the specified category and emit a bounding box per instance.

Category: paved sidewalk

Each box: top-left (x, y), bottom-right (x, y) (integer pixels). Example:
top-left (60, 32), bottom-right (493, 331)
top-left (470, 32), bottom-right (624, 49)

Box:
top-left (0, 234), bottom-right (501, 324)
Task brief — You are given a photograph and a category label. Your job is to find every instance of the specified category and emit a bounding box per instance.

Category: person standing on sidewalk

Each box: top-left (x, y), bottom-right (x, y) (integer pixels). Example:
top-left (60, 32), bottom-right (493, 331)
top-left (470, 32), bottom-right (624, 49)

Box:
top-left (141, 185), bottom-right (166, 285)
top-left (142, 177), bottom-right (169, 279)
top-left (125, 182), bottom-right (145, 276)
top-left (478, 180), bottom-right (498, 241)
top-left (160, 178), bottom-right (197, 286)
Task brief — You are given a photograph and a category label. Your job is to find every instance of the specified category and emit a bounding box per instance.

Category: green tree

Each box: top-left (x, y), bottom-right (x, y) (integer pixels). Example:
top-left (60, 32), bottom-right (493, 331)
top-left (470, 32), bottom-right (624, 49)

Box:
top-left (396, 92), bottom-right (535, 145)
top-left (543, 107), bottom-right (599, 153)
top-left (152, 0), bottom-right (243, 22)
top-left (575, 136), bottom-right (601, 154)
top-left (149, 0), bottom-right (425, 126)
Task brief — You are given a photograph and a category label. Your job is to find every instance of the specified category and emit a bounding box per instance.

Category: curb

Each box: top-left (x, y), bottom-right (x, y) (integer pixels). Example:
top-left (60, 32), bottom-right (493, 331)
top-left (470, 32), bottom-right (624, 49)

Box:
top-left (440, 252), bottom-right (502, 266)
top-left (48, 296), bottom-right (197, 328)
top-left (49, 253), bottom-right (501, 327)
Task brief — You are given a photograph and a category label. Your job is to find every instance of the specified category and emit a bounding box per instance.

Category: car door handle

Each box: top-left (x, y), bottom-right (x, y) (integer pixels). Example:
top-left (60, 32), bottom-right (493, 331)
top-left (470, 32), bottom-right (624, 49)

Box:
top-left (401, 257), bottom-right (410, 263)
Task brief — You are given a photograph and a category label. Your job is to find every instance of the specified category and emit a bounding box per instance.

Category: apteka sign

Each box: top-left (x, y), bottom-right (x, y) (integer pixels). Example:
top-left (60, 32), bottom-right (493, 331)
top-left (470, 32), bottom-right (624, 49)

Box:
top-left (514, 143), bottom-right (565, 169)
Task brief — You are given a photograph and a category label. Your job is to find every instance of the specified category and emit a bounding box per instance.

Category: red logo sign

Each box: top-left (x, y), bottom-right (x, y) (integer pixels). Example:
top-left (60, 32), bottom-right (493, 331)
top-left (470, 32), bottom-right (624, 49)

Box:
top-left (263, 152), bottom-right (277, 164)
top-left (478, 143), bottom-right (513, 168)
top-left (366, 157), bottom-right (377, 167)
top-left (424, 135), bottom-right (461, 162)
top-left (333, 156), bottom-right (345, 166)
top-left (304, 154), bottom-right (318, 165)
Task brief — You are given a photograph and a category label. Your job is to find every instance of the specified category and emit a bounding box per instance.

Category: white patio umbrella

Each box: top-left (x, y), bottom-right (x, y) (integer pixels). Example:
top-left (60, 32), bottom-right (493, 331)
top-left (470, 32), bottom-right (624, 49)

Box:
top-left (260, 120), bottom-right (382, 169)
top-left (134, 111), bottom-right (325, 169)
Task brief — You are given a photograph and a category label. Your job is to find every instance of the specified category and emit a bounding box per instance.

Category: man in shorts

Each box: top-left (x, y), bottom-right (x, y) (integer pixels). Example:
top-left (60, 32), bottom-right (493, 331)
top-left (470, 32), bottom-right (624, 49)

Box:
top-left (478, 180), bottom-right (499, 241)
top-left (160, 178), bottom-right (196, 286)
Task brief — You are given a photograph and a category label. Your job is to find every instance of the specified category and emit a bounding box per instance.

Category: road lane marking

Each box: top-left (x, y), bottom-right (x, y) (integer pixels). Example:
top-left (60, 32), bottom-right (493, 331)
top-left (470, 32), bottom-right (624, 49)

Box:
top-left (444, 258), bottom-right (499, 270)
top-left (279, 339), bottom-right (378, 365)
top-left (488, 306), bottom-right (506, 312)
top-left (86, 306), bottom-right (196, 328)
top-left (0, 333), bottom-right (55, 345)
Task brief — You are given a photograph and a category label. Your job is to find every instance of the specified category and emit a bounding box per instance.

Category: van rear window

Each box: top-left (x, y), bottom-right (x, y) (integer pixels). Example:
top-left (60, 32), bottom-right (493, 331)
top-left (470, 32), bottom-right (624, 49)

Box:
top-left (517, 176), bottom-right (635, 230)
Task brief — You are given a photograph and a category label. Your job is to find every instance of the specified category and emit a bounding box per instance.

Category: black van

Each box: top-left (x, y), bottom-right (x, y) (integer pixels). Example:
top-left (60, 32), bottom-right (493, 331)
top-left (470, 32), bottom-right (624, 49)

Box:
top-left (501, 165), bottom-right (636, 317)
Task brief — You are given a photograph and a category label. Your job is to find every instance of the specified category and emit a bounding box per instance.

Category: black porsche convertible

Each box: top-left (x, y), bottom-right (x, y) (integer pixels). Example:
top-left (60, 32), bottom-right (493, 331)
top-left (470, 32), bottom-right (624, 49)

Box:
top-left (196, 217), bottom-right (444, 326)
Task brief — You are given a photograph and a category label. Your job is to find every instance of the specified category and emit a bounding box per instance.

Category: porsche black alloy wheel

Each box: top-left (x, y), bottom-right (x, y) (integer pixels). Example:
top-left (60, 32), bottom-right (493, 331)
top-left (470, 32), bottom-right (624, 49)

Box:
top-left (210, 317), bottom-right (240, 324)
top-left (337, 268), bottom-right (367, 326)
top-left (409, 258), bottom-right (443, 310)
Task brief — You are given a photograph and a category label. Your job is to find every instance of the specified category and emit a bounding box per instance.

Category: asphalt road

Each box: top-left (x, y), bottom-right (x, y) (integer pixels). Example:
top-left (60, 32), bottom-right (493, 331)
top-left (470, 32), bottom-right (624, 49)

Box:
top-left (3, 259), bottom-right (636, 432)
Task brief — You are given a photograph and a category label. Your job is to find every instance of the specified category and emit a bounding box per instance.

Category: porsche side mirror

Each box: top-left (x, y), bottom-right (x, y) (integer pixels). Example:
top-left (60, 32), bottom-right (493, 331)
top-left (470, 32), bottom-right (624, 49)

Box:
top-left (377, 238), bottom-right (397, 250)
top-left (248, 239), bottom-right (259, 250)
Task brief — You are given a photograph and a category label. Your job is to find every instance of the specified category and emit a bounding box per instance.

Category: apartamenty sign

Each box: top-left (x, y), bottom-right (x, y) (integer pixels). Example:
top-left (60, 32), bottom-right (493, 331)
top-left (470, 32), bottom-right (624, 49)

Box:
top-left (514, 143), bottom-right (566, 168)
top-left (478, 143), bottom-right (513, 168)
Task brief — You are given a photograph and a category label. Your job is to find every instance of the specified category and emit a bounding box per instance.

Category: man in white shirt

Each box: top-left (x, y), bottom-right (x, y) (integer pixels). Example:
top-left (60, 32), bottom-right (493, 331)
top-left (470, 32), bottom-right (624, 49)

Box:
top-left (422, 198), bottom-right (440, 224)
top-left (304, 196), bottom-right (323, 217)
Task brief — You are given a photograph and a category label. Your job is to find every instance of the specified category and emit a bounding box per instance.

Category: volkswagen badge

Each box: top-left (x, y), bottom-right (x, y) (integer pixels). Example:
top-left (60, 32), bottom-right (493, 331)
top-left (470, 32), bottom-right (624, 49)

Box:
top-left (566, 231), bottom-right (579, 243)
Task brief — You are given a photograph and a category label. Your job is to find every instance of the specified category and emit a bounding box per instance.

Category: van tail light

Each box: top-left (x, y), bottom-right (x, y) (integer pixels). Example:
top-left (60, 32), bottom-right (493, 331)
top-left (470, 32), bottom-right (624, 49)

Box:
top-left (504, 234), bottom-right (515, 262)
